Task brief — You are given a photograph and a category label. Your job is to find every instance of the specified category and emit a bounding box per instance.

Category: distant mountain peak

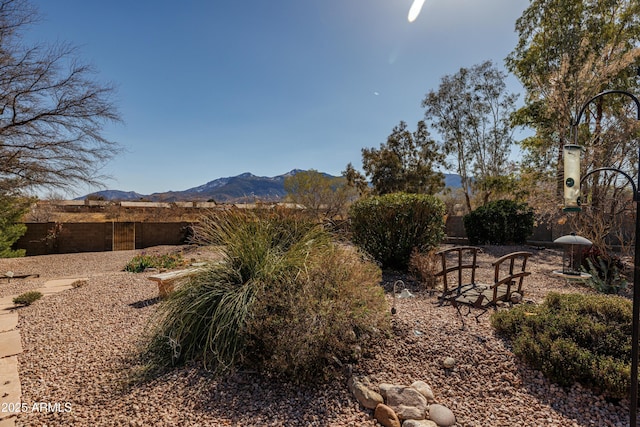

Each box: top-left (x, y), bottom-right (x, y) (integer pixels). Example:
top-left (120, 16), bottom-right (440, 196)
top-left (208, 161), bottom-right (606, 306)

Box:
top-left (80, 170), bottom-right (462, 202)
top-left (284, 169), bottom-right (304, 176)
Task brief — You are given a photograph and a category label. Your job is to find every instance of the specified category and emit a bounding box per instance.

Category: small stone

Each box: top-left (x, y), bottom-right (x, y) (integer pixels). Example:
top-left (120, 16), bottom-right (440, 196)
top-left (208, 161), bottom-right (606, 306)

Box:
top-left (442, 357), bottom-right (455, 369)
top-left (511, 292), bottom-right (523, 304)
top-left (411, 380), bottom-right (436, 403)
top-left (429, 404), bottom-right (456, 426)
top-left (380, 384), bottom-right (428, 420)
top-left (404, 420), bottom-right (438, 427)
top-left (348, 376), bottom-right (384, 409)
top-left (374, 403), bottom-right (401, 427)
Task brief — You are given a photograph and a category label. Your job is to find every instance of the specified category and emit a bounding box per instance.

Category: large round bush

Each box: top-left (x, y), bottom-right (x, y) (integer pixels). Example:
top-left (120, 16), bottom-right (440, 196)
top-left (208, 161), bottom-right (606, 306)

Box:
top-left (349, 192), bottom-right (445, 269)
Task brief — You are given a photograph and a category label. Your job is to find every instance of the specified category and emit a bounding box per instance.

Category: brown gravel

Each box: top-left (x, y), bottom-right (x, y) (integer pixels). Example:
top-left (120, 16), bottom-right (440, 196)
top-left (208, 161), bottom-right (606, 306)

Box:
top-left (1, 244), bottom-right (631, 426)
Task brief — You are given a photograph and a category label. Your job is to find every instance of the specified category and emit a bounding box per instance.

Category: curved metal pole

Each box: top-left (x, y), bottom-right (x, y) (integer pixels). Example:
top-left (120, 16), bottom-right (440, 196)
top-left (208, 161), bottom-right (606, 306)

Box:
top-left (574, 89), bottom-right (640, 125)
top-left (573, 89), bottom-right (640, 427)
top-left (580, 167), bottom-right (638, 199)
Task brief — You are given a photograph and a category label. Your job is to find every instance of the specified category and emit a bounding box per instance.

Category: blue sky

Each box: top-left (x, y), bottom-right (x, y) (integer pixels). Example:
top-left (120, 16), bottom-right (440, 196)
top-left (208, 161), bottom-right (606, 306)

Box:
top-left (27, 0), bottom-right (529, 196)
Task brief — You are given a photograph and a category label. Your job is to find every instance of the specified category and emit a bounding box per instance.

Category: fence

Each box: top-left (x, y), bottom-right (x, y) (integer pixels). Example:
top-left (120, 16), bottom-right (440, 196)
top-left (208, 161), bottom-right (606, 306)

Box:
top-left (15, 222), bottom-right (192, 256)
top-left (14, 215), bottom-right (620, 257)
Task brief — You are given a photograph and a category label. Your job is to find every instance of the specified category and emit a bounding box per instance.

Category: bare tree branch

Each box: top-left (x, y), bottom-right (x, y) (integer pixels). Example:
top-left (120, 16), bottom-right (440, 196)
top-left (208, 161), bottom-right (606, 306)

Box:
top-left (0, 0), bottom-right (121, 193)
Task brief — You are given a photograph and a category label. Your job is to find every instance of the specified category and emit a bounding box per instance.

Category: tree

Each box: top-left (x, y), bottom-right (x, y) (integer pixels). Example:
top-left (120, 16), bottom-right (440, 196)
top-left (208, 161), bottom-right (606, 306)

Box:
top-left (284, 170), bottom-right (356, 219)
top-left (421, 60), bottom-right (518, 211)
top-left (0, 191), bottom-right (32, 257)
top-left (342, 163), bottom-right (369, 197)
top-left (359, 120), bottom-right (445, 195)
top-left (0, 0), bottom-right (121, 193)
top-left (506, 0), bottom-right (640, 253)
top-left (506, 0), bottom-right (640, 207)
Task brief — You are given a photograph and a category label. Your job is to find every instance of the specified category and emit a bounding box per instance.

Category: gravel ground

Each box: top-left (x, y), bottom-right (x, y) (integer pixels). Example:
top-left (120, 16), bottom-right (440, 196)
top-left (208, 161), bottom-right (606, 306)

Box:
top-left (2, 244), bottom-right (631, 426)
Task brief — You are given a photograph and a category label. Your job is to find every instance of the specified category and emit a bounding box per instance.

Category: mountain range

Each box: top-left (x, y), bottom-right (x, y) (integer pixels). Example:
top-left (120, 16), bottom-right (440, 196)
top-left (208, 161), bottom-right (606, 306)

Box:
top-left (82, 170), bottom-right (462, 203)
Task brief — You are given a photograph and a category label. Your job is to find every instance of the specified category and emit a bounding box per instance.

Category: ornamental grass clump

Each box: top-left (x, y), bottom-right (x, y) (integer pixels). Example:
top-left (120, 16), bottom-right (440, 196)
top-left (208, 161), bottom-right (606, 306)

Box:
top-left (491, 292), bottom-right (631, 398)
top-left (13, 290), bottom-right (43, 306)
top-left (146, 208), bottom-right (389, 381)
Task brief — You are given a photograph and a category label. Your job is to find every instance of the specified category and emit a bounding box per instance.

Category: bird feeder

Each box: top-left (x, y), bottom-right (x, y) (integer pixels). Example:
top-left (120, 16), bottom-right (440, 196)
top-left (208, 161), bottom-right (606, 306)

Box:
top-left (552, 233), bottom-right (592, 280)
top-left (563, 144), bottom-right (583, 212)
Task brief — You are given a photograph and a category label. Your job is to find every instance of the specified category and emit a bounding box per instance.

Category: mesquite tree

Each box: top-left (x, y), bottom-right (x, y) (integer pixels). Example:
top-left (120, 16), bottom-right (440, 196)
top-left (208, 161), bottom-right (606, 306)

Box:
top-left (0, 0), bottom-right (121, 193)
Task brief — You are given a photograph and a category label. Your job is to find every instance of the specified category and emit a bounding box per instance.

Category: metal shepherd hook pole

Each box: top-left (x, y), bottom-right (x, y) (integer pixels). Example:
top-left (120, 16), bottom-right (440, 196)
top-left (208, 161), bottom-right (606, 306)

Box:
top-left (571, 90), bottom-right (640, 427)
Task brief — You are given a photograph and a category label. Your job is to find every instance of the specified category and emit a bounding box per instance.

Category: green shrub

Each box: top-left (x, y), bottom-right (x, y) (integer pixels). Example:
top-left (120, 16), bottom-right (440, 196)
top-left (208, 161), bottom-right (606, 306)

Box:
top-left (13, 291), bottom-right (43, 306)
top-left (145, 208), bottom-right (389, 381)
top-left (463, 199), bottom-right (534, 245)
top-left (124, 252), bottom-right (185, 273)
top-left (491, 292), bottom-right (632, 398)
top-left (348, 192), bottom-right (445, 270)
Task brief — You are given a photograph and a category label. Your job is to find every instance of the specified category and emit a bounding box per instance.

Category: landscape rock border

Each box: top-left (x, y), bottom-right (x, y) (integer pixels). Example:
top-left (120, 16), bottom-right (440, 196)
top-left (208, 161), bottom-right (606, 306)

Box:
top-left (350, 375), bottom-right (455, 426)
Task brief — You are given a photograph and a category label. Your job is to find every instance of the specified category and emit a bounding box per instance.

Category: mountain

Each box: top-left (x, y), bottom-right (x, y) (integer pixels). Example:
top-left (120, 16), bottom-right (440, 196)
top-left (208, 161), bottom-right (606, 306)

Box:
top-left (81, 170), bottom-right (462, 202)
top-left (81, 190), bottom-right (146, 201)
top-left (147, 171), bottom-right (292, 202)
top-left (444, 173), bottom-right (462, 188)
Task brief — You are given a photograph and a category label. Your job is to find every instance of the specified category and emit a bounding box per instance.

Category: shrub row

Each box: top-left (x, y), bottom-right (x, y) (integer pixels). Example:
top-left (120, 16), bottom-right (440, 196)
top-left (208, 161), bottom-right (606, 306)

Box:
top-left (463, 199), bottom-right (533, 245)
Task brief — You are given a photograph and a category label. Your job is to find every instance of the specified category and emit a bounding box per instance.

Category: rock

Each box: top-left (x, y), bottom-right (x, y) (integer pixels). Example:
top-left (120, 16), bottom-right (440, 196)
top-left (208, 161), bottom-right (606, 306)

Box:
top-left (442, 357), bottom-right (455, 369)
top-left (511, 292), bottom-right (523, 304)
top-left (410, 380), bottom-right (435, 403)
top-left (374, 403), bottom-right (401, 427)
top-left (351, 344), bottom-right (362, 360)
top-left (428, 404), bottom-right (456, 427)
top-left (348, 376), bottom-right (383, 409)
top-left (403, 420), bottom-right (438, 427)
top-left (380, 384), bottom-right (428, 420)
top-left (395, 404), bottom-right (427, 420)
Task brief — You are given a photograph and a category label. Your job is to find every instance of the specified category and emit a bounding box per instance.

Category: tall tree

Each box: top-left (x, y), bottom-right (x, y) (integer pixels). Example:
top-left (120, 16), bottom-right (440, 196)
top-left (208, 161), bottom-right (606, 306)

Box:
top-left (506, 0), bottom-right (640, 254)
top-left (506, 0), bottom-right (640, 204)
top-left (421, 60), bottom-right (518, 211)
top-left (0, 0), bottom-right (121, 193)
top-left (359, 120), bottom-right (445, 195)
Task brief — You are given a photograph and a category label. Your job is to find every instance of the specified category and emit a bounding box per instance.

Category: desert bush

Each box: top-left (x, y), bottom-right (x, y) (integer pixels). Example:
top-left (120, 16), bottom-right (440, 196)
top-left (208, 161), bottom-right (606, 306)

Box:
top-left (463, 199), bottom-right (534, 245)
top-left (124, 252), bottom-right (185, 273)
top-left (146, 208), bottom-right (389, 381)
top-left (71, 279), bottom-right (88, 288)
top-left (244, 244), bottom-right (387, 379)
top-left (581, 246), bottom-right (627, 294)
top-left (349, 192), bottom-right (445, 270)
top-left (491, 292), bottom-right (632, 398)
top-left (408, 248), bottom-right (439, 290)
top-left (13, 291), bottom-right (43, 306)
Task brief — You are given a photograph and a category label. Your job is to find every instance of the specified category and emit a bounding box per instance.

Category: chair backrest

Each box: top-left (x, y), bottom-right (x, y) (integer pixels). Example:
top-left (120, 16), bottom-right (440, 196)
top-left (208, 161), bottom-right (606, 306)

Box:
top-left (492, 251), bottom-right (532, 294)
top-left (434, 246), bottom-right (480, 293)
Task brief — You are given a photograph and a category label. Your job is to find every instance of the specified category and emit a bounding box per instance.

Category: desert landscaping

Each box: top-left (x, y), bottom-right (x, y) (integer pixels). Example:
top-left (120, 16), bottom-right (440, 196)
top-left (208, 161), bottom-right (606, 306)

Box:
top-left (0, 244), bottom-right (631, 426)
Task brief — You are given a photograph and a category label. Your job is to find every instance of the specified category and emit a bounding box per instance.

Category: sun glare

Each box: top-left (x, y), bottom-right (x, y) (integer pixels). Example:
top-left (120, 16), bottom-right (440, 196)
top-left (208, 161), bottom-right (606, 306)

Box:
top-left (407, 0), bottom-right (426, 23)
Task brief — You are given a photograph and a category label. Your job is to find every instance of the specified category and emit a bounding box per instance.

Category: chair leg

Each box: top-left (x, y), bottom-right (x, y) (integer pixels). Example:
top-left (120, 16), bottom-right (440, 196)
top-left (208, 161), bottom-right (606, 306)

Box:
top-left (474, 308), bottom-right (489, 322)
top-left (451, 301), bottom-right (468, 330)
